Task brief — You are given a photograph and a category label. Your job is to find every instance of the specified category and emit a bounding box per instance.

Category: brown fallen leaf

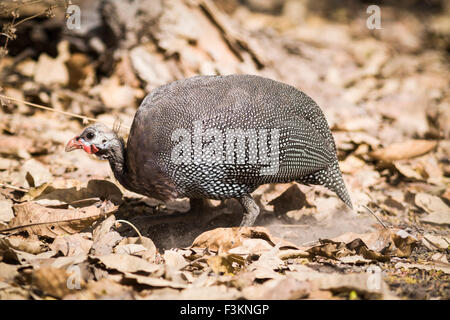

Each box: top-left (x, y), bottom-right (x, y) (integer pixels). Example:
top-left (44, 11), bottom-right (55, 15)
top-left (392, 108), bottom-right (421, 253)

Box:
top-left (0, 283), bottom-right (30, 300)
top-left (33, 41), bottom-right (69, 86)
top-left (49, 233), bottom-right (93, 256)
top-left (1, 236), bottom-right (46, 254)
top-left (0, 239), bottom-right (57, 265)
top-left (21, 159), bottom-right (52, 188)
top-left (40, 255), bottom-right (88, 270)
top-left (268, 184), bottom-right (313, 217)
top-left (0, 201), bottom-right (118, 238)
top-left (247, 245), bottom-right (285, 280)
top-left (228, 238), bottom-right (274, 255)
top-left (119, 236), bottom-right (157, 258)
top-left (416, 193), bottom-right (450, 226)
top-left (333, 228), bottom-right (394, 252)
top-left (191, 226), bottom-right (298, 254)
top-left (114, 243), bottom-right (147, 255)
top-left (338, 255), bottom-right (372, 264)
top-left (0, 135), bottom-right (32, 159)
top-left (92, 76), bottom-right (137, 109)
top-left (32, 266), bottom-right (84, 299)
top-left (278, 249), bottom-right (310, 260)
top-left (391, 230), bottom-right (418, 258)
top-left (242, 277), bottom-right (310, 300)
top-left (369, 139), bottom-right (437, 161)
top-left (0, 263), bottom-right (20, 282)
top-left (21, 179), bottom-right (123, 206)
top-left (123, 272), bottom-right (188, 289)
top-left (431, 253), bottom-right (448, 264)
top-left (64, 278), bottom-right (135, 300)
top-left (307, 239), bottom-right (353, 260)
top-left (308, 228), bottom-right (418, 262)
top-left (206, 255), bottom-right (236, 275)
top-left (0, 199), bottom-right (14, 223)
top-left (141, 285), bottom-right (240, 300)
top-left (94, 254), bottom-right (163, 275)
top-left (90, 215), bottom-right (122, 256)
top-left (395, 262), bottom-right (450, 274)
top-left (422, 234), bottom-right (450, 251)
top-left (63, 278), bottom-right (135, 300)
top-left (163, 249), bottom-right (189, 271)
top-left (315, 272), bottom-right (397, 299)
top-left (393, 161), bottom-right (424, 180)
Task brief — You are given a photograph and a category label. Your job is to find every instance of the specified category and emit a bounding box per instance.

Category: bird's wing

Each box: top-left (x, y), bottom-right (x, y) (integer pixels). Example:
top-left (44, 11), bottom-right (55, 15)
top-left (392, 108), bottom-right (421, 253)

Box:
top-left (220, 117), bottom-right (335, 184)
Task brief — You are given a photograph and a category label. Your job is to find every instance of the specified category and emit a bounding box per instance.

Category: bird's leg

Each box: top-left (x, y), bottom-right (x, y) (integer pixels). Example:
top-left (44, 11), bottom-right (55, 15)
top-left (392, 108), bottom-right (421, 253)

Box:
top-left (238, 194), bottom-right (260, 227)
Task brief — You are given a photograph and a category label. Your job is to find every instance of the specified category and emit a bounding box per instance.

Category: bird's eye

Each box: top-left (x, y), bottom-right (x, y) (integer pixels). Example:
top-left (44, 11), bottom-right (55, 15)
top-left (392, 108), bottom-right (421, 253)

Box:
top-left (86, 132), bottom-right (95, 140)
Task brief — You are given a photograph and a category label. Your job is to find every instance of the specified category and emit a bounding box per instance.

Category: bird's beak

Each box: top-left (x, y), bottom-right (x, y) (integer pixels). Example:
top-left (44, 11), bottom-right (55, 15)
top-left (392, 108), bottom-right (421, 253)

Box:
top-left (65, 136), bottom-right (100, 154)
top-left (65, 136), bottom-right (84, 152)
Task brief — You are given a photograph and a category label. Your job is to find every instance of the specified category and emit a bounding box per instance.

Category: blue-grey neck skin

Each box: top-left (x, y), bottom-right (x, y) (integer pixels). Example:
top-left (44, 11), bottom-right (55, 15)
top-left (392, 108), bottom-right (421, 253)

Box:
top-left (105, 137), bottom-right (130, 190)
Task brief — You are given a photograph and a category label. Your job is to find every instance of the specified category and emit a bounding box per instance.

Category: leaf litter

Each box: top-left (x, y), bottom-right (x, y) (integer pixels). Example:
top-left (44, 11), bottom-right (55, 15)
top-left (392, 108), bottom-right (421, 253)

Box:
top-left (0, 0), bottom-right (449, 300)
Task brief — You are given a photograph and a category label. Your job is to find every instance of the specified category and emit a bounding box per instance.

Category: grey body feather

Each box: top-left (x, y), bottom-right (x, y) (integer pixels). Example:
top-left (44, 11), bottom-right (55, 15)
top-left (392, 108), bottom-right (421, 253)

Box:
top-left (124, 74), bottom-right (352, 213)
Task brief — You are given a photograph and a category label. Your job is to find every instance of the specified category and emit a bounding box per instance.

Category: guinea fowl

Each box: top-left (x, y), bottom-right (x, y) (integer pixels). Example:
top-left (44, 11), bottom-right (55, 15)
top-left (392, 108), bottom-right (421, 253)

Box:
top-left (65, 74), bottom-right (352, 226)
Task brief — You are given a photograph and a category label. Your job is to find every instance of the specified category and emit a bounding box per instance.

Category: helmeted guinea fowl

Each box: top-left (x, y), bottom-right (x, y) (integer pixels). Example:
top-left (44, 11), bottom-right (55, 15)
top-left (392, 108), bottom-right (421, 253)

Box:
top-left (66, 74), bottom-right (352, 226)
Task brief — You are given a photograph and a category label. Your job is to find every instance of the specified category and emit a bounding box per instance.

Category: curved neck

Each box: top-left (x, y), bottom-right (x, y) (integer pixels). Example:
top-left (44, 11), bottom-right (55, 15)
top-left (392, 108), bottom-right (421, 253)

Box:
top-left (107, 138), bottom-right (130, 189)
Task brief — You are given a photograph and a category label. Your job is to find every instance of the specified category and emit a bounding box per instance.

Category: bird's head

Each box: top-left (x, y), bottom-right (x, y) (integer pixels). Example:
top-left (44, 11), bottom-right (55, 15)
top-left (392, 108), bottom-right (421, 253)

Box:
top-left (65, 123), bottom-right (120, 160)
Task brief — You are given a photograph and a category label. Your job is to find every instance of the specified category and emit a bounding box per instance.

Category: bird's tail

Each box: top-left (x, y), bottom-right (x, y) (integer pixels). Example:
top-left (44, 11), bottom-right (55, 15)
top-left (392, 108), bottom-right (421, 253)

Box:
top-left (326, 161), bottom-right (353, 209)
top-left (298, 160), bottom-right (353, 209)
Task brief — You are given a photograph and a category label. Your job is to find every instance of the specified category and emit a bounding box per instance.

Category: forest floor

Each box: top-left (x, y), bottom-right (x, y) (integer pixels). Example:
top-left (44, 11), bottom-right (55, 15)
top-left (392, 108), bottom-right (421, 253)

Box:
top-left (0, 0), bottom-right (449, 300)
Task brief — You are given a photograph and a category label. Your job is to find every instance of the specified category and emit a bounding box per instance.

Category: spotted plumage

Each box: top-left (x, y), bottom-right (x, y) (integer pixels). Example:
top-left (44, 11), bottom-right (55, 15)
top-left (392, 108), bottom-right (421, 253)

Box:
top-left (66, 74), bottom-right (352, 226)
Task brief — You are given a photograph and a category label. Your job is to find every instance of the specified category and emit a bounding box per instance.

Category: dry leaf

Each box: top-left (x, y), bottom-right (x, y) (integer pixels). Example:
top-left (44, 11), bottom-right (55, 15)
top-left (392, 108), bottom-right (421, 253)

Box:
top-left (1, 236), bottom-right (46, 254)
top-left (0, 239), bottom-right (56, 265)
top-left (114, 244), bottom-right (147, 255)
top-left (268, 184), bottom-right (313, 216)
top-left (90, 215), bottom-right (122, 256)
top-left (309, 228), bottom-right (419, 262)
top-left (369, 140), bottom-right (437, 161)
top-left (315, 273), bottom-right (396, 299)
top-left (21, 159), bottom-right (52, 188)
top-left (395, 262), bottom-right (450, 274)
top-left (339, 255), bottom-right (372, 264)
top-left (416, 193), bottom-right (450, 226)
top-left (422, 234), bottom-right (450, 251)
top-left (393, 161), bottom-right (424, 180)
top-left (94, 254), bottom-right (162, 274)
top-left (0, 263), bottom-right (19, 281)
top-left (164, 249), bottom-right (189, 271)
top-left (117, 236), bottom-right (157, 262)
top-left (33, 41), bottom-right (69, 86)
top-left (191, 226), bottom-right (298, 253)
top-left (49, 233), bottom-right (93, 256)
top-left (63, 278), bottom-right (134, 300)
top-left (242, 277), bottom-right (310, 300)
top-left (32, 266), bottom-right (82, 298)
top-left (0, 200), bottom-right (14, 223)
top-left (248, 245), bottom-right (284, 279)
top-left (1, 201), bottom-right (118, 238)
top-left (123, 272), bottom-right (188, 289)
top-left (21, 179), bottom-right (123, 206)
top-left (92, 76), bottom-right (137, 109)
top-left (0, 135), bottom-right (32, 159)
top-left (207, 255), bottom-right (236, 275)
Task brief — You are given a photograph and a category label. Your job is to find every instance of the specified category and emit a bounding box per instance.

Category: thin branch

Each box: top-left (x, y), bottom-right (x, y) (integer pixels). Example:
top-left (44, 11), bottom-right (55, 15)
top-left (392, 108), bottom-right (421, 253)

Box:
top-left (115, 219), bottom-right (143, 238)
top-left (362, 205), bottom-right (388, 230)
top-left (0, 182), bottom-right (28, 192)
top-left (8, 0), bottom-right (46, 12)
top-left (0, 93), bottom-right (130, 129)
